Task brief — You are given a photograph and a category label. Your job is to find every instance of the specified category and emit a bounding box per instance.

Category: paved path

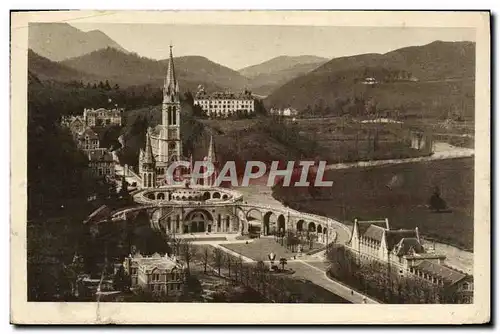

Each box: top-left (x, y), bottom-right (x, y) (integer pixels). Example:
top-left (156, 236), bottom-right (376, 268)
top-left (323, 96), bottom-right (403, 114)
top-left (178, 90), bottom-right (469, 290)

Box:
top-left (288, 260), bottom-right (379, 304)
top-left (211, 240), bottom-right (376, 304)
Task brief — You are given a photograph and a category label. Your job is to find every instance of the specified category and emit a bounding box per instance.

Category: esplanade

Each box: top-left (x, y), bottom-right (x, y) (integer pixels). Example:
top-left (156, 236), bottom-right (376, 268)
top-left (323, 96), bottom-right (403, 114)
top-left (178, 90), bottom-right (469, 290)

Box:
top-left (87, 183), bottom-right (350, 245)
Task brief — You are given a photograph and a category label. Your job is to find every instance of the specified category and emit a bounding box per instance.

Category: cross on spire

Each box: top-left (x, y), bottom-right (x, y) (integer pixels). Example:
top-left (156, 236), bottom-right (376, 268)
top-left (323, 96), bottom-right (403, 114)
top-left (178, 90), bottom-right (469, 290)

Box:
top-left (164, 44), bottom-right (178, 102)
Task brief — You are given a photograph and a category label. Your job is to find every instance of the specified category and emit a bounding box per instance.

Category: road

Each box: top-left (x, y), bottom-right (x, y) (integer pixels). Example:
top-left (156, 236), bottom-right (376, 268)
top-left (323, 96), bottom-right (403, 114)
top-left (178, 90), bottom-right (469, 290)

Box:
top-left (288, 260), bottom-right (379, 304)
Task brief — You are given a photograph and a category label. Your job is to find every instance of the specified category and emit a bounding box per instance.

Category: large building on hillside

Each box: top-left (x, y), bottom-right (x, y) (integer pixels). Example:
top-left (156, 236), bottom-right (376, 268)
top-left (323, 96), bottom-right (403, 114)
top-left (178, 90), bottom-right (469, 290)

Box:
top-left (84, 107), bottom-right (123, 127)
top-left (61, 107), bottom-right (123, 130)
top-left (194, 86), bottom-right (255, 118)
top-left (123, 253), bottom-right (186, 297)
top-left (347, 218), bottom-right (473, 303)
top-left (87, 149), bottom-right (115, 178)
top-left (76, 128), bottom-right (100, 151)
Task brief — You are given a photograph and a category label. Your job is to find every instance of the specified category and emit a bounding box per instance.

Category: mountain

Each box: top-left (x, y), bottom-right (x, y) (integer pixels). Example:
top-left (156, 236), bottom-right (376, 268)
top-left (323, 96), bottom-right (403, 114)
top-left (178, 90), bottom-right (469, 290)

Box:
top-left (60, 48), bottom-right (250, 93)
top-left (239, 55), bottom-right (328, 78)
top-left (28, 49), bottom-right (99, 83)
top-left (29, 23), bottom-right (128, 61)
top-left (265, 41), bottom-right (475, 119)
top-left (239, 55), bottom-right (328, 96)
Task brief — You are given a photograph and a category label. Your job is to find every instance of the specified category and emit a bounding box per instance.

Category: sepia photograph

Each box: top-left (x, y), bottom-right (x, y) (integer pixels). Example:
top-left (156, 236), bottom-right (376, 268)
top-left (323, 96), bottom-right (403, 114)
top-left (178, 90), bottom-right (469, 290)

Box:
top-left (10, 10), bottom-right (490, 324)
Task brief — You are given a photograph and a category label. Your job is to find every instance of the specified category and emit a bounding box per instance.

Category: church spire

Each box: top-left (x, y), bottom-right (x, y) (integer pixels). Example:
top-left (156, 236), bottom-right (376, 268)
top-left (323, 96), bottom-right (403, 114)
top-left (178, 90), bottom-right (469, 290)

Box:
top-left (144, 128), bottom-right (155, 165)
top-left (207, 134), bottom-right (216, 162)
top-left (164, 45), bottom-right (179, 102)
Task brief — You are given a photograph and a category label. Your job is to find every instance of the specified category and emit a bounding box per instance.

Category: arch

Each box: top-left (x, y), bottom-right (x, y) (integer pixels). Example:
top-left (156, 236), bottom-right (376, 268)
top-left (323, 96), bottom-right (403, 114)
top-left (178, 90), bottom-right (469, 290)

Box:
top-left (246, 208), bottom-right (263, 222)
top-left (277, 214), bottom-right (286, 234)
top-left (166, 217), bottom-right (171, 231)
top-left (181, 196), bottom-right (186, 200)
top-left (296, 220), bottom-right (305, 232)
top-left (203, 192), bottom-right (211, 201)
top-left (157, 193), bottom-right (165, 200)
top-left (187, 196), bottom-right (193, 200)
top-left (184, 209), bottom-right (213, 234)
top-left (212, 192), bottom-right (221, 199)
top-left (308, 222), bottom-right (316, 232)
top-left (263, 211), bottom-right (275, 236)
top-left (317, 225), bottom-right (323, 234)
top-left (222, 194), bottom-right (229, 200)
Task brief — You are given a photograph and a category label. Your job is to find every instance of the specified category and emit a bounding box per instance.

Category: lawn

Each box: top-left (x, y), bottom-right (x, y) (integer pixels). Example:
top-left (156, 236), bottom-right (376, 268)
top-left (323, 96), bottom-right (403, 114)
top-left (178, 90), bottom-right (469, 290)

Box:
top-left (221, 237), bottom-right (322, 261)
top-left (274, 157), bottom-right (474, 251)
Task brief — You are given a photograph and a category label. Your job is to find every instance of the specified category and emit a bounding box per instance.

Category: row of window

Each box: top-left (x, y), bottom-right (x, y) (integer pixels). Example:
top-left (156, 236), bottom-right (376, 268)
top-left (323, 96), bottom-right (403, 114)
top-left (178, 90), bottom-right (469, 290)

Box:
top-left (151, 283), bottom-right (182, 292)
top-left (96, 168), bottom-right (114, 176)
top-left (151, 272), bottom-right (181, 281)
top-left (196, 100), bottom-right (253, 105)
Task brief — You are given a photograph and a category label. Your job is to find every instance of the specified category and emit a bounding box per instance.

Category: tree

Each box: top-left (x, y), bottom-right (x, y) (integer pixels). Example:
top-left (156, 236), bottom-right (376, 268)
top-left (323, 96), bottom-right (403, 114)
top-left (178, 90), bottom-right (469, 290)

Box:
top-left (113, 264), bottom-right (130, 292)
top-left (104, 80), bottom-right (112, 91)
top-left (428, 186), bottom-right (448, 212)
top-left (235, 256), bottom-right (244, 283)
top-left (212, 247), bottom-right (224, 276)
top-left (179, 239), bottom-right (196, 273)
top-left (279, 257), bottom-right (288, 271)
top-left (226, 254), bottom-right (232, 277)
top-left (201, 246), bottom-right (211, 274)
top-left (169, 238), bottom-right (182, 257)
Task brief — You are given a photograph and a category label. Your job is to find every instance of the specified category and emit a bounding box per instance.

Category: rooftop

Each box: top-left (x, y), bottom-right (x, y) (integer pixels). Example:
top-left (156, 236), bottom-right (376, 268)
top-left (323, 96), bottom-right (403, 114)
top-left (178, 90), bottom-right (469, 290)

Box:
top-left (195, 90), bottom-right (254, 100)
top-left (77, 127), bottom-right (99, 140)
top-left (130, 253), bottom-right (183, 272)
top-left (412, 260), bottom-right (467, 286)
top-left (88, 149), bottom-right (114, 162)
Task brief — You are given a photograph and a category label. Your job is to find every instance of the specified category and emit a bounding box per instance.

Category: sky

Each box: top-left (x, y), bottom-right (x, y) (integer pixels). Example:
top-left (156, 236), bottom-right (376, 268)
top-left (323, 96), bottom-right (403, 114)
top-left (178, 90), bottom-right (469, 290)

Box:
top-left (70, 23), bottom-right (475, 70)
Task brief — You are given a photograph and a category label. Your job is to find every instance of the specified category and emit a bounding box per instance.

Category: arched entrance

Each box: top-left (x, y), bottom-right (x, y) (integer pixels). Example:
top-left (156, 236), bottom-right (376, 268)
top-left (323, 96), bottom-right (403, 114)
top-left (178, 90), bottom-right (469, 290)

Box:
top-left (317, 225), bottom-right (323, 242)
top-left (184, 210), bottom-right (213, 234)
top-left (296, 220), bottom-right (305, 232)
top-left (263, 211), bottom-right (275, 236)
top-left (277, 214), bottom-right (286, 235)
top-left (308, 222), bottom-right (316, 232)
top-left (246, 209), bottom-right (263, 222)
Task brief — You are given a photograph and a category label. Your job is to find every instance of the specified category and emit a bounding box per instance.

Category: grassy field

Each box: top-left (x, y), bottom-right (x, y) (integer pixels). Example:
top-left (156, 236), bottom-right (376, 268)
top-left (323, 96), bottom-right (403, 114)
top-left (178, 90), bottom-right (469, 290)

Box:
top-left (274, 157), bottom-right (474, 251)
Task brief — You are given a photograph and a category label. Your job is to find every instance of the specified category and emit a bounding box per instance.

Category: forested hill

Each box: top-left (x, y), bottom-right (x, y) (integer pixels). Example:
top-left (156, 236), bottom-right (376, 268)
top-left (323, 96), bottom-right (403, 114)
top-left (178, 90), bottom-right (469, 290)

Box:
top-left (60, 47), bottom-right (249, 92)
top-left (265, 41), bottom-right (475, 120)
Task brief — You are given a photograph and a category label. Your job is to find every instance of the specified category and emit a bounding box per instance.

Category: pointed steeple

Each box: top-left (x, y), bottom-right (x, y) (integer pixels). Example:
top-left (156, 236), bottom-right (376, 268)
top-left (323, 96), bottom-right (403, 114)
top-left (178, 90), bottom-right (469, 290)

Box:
top-left (207, 134), bottom-right (216, 162)
top-left (164, 45), bottom-right (179, 102)
top-left (144, 128), bottom-right (155, 165)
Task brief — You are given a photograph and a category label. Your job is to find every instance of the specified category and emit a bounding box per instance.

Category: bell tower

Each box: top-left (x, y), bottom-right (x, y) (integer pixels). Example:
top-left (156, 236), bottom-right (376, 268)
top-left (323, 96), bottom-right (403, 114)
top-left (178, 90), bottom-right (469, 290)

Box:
top-left (159, 45), bottom-right (182, 163)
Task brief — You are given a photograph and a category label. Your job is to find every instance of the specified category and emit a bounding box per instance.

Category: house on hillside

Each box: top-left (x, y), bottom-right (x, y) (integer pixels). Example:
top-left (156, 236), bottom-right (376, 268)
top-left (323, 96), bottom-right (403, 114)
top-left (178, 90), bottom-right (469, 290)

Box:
top-left (76, 127), bottom-right (100, 151)
top-left (123, 253), bottom-right (187, 297)
top-left (347, 218), bottom-right (473, 303)
top-left (361, 77), bottom-right (378, 85)
top-left (87, 149), bottom-right (115, 178)
top-left (269, 107), bottom-right (299, 117)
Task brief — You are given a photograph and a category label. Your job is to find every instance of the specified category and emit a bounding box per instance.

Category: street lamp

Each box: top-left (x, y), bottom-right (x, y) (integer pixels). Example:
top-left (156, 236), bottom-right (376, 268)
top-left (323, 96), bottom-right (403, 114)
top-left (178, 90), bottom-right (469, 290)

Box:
top-left (268, 252), bottom-right (276, 271)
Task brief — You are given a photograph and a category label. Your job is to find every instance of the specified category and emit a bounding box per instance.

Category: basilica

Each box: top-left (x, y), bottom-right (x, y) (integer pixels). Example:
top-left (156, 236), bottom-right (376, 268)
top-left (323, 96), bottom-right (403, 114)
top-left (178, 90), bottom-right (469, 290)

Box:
top-left (137, 46), bottom-right (216, 188)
